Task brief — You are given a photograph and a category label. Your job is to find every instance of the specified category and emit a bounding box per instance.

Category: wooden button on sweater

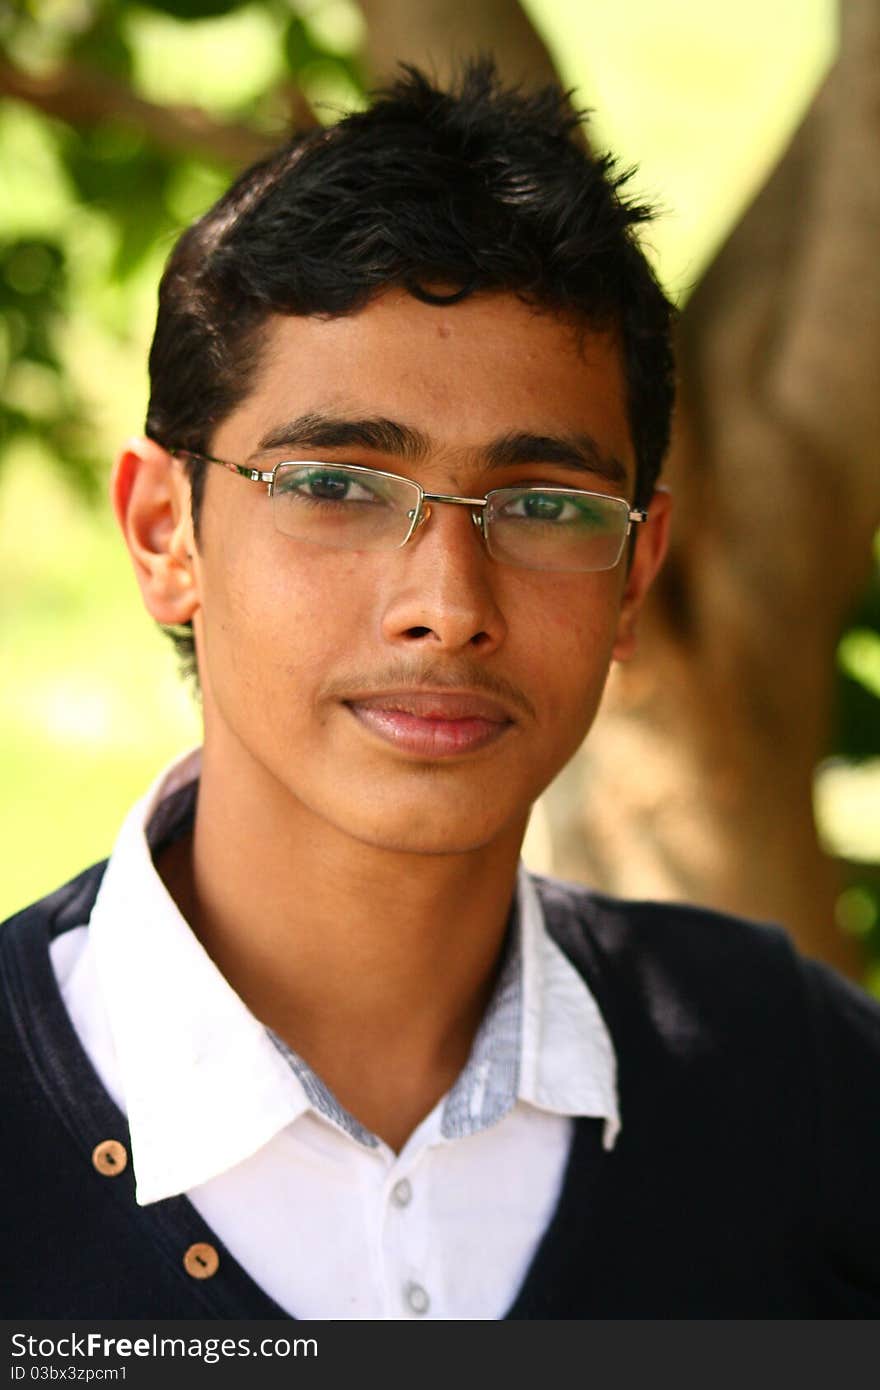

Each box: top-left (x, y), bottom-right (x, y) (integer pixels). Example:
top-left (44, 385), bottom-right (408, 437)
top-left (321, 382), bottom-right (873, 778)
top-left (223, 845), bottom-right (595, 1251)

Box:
top-left (184, 1243), bottom-right (219, 1279)
top-left (91, 1139), bottom-right (127, 1176)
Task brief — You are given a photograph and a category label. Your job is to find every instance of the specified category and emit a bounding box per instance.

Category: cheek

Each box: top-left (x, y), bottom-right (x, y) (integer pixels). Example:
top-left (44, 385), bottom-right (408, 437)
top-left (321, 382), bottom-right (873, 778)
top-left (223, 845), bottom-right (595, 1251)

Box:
top-left (512, 574), bottom-right (623, 724)
top-left (197, 525), bottom-right (365, 714)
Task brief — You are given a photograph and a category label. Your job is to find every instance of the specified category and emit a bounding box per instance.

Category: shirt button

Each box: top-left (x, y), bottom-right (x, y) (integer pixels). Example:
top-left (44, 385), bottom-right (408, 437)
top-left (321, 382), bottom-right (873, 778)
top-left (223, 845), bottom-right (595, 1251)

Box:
top-left (391, 1177), bottom-right (412, 1208)
top-left (183, 1243), bottom-right (220, 1280)
top-left (91, 1139), bottom-right (128, 1177)
top-left (405, 1282), bottom-right (430, 1315)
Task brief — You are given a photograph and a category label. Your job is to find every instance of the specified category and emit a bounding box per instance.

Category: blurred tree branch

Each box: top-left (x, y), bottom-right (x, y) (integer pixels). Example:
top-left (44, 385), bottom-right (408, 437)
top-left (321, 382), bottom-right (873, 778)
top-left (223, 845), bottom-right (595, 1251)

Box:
top-left (0, 57), bottom-right (310, 164)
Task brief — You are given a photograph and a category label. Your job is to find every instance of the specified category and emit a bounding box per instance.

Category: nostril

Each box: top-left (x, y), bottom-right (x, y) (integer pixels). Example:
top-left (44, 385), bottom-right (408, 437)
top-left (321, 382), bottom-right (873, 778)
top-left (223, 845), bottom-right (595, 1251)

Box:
top-left (405, 626), bottom-right (433, 638)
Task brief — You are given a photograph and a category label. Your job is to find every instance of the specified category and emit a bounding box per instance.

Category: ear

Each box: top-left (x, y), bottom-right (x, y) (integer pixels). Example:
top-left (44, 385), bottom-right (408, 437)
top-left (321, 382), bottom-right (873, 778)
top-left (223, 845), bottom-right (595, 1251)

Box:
top-left (110, 436), bottom-right (200, 626)
top-left (611, 486), bottom-right (672, 662)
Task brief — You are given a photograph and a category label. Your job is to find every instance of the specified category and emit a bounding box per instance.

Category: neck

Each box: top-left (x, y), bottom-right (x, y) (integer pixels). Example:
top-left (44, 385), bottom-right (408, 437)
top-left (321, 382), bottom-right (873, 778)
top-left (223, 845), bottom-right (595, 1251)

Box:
top-left (158, 740), bottom-right (527, 1151)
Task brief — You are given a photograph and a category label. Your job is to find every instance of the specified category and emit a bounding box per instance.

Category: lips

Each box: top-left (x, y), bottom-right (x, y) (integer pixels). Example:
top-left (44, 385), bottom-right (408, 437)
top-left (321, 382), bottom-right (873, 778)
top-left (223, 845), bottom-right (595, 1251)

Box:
top-left (344, 690), bottom-right (514, 757)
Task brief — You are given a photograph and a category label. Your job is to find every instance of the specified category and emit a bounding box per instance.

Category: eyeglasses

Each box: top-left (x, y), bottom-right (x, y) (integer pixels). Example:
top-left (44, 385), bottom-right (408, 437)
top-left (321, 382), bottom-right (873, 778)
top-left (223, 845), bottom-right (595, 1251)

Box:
top-left (172, 451), bottom-right (648, 574)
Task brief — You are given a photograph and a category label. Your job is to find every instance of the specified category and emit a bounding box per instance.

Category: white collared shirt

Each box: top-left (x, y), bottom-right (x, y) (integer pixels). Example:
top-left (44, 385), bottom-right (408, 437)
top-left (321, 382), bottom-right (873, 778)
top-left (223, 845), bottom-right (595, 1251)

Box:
top-left (51, 749), bottom-right (619, 1320)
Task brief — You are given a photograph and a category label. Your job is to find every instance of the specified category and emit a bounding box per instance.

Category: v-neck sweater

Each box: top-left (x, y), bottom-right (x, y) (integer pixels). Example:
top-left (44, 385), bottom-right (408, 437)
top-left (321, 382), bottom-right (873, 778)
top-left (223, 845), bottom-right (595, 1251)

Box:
top-left (3, 862), bottom-right (880, 1318)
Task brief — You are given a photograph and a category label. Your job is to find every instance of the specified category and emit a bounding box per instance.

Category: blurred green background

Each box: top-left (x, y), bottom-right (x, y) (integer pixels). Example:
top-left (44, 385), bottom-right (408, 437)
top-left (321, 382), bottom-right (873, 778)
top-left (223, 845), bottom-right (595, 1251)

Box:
top-left (2, 0), bottom-right (879, 961)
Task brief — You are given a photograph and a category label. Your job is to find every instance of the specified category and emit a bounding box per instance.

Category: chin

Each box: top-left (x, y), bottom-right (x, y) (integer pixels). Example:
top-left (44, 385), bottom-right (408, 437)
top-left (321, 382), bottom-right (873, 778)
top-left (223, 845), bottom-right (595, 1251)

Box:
top-left (363, 832), bottom-right (501, 857)
top-left (338, 801), bottom-right (521, 858)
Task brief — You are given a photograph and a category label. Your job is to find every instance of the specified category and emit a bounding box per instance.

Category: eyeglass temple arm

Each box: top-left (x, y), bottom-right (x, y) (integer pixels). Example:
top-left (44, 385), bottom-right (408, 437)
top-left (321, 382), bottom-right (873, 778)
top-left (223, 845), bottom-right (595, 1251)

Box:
top-left (171, 449), bottom-right (275, 488)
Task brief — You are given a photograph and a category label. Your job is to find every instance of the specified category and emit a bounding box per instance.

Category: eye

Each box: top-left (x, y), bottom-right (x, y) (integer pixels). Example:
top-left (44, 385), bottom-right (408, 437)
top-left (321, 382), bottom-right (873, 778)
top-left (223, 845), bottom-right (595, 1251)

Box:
top-left (499, 489), bottom-right (608, 526)
top-left (279, 466), bottom-right (387, 504)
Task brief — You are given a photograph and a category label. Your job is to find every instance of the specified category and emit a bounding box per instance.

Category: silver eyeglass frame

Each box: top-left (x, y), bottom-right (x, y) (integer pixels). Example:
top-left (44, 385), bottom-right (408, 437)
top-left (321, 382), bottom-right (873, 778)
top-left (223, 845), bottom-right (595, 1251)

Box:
top-left (171, 449), bottom-right (648, 564)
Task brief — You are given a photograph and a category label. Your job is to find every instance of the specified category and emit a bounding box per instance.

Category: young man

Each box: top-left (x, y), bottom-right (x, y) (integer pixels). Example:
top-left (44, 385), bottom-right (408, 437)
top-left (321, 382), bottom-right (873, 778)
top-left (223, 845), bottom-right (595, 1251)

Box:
top-left (3, 63), bottom-right (879, 1320)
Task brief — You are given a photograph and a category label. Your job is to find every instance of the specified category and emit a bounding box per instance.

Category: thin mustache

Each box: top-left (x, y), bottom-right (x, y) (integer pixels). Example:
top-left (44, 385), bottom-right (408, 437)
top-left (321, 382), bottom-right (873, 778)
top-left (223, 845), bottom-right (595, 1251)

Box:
top-left (326, 662), bottom-right (536, 722)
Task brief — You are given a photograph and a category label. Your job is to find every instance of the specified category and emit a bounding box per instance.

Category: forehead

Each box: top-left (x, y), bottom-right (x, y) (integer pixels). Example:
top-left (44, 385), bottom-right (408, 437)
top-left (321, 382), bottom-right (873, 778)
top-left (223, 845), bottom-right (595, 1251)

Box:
top-left (214, 288), bottom-right (633, 479)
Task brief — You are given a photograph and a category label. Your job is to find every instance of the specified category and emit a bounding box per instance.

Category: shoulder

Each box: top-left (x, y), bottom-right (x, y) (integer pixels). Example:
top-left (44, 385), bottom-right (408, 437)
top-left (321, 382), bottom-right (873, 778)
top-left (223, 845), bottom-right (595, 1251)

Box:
top-left (0, 862), bottom-right (108, 1114)
top-left (530, 867), bottom-right (880, 1061)
top-left (0, 862), bottom-right (108, 1020)
top-left (0, 860), bottom-right (108, 946)
top-left (530, 870), bottom-right (797, 983)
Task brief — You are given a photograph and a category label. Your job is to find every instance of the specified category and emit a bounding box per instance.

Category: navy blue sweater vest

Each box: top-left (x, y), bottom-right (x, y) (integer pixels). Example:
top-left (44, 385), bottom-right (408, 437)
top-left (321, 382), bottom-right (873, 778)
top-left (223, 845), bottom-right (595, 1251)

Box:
top-left (2, 860), bottom-right (880, 1318)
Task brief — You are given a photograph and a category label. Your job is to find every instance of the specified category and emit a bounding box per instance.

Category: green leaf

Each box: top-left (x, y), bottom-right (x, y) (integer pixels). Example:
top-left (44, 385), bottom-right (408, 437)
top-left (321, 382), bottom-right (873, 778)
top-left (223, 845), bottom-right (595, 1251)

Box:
top-left (0, 239), bottom-right (66, 367)
top-left (59, 131), bottom-right (177, 277)
top-left (839, 629), bottom-right (880, 702)
top-left (67, 8), bottom-right (134, 81)
top-left (283, 14), bottom-right (323, 76)
top-left (830, 564), bottom-right (880, 762)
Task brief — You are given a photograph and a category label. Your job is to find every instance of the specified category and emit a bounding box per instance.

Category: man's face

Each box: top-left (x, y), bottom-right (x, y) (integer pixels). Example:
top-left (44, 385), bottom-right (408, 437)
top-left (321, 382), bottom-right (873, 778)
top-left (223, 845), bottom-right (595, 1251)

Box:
top-left (181, 289), bottom-right (668, 856)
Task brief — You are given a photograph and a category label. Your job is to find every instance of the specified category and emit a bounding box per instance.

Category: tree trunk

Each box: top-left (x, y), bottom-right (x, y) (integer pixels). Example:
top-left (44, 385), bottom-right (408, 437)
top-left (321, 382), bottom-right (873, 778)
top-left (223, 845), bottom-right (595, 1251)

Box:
top-left (543, 0), bottom-right (880, 973)
top-left (361, 0), bottom-right (880, 973)
top-left (359, 0), bottom-right (560, 90)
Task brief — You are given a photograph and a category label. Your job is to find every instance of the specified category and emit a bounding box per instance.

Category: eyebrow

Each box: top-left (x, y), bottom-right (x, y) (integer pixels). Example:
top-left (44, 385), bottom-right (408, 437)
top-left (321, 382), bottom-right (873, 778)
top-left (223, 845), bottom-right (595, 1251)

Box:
top-left (484, 431), bottom-right (629, 486)
top-left (256, 413), bottom-right (629, 488)
top-left (257, 414), bottom-right (429, 460)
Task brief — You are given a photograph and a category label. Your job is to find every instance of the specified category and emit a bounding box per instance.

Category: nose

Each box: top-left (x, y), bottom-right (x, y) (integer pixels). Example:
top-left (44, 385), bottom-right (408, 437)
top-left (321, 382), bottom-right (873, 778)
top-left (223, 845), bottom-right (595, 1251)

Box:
top-left (379, 498), bottom-right (508, 654)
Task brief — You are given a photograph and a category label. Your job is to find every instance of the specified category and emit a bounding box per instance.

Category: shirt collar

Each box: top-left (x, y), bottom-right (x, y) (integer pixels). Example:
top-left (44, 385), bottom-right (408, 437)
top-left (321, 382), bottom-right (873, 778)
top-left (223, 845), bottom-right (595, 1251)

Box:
top-left (440, 866), bottom-right (619, 1150)
top-left (89, 749), bottom-right (619, 1205)
top-left (518, 867), bottom-right (620, 1149)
